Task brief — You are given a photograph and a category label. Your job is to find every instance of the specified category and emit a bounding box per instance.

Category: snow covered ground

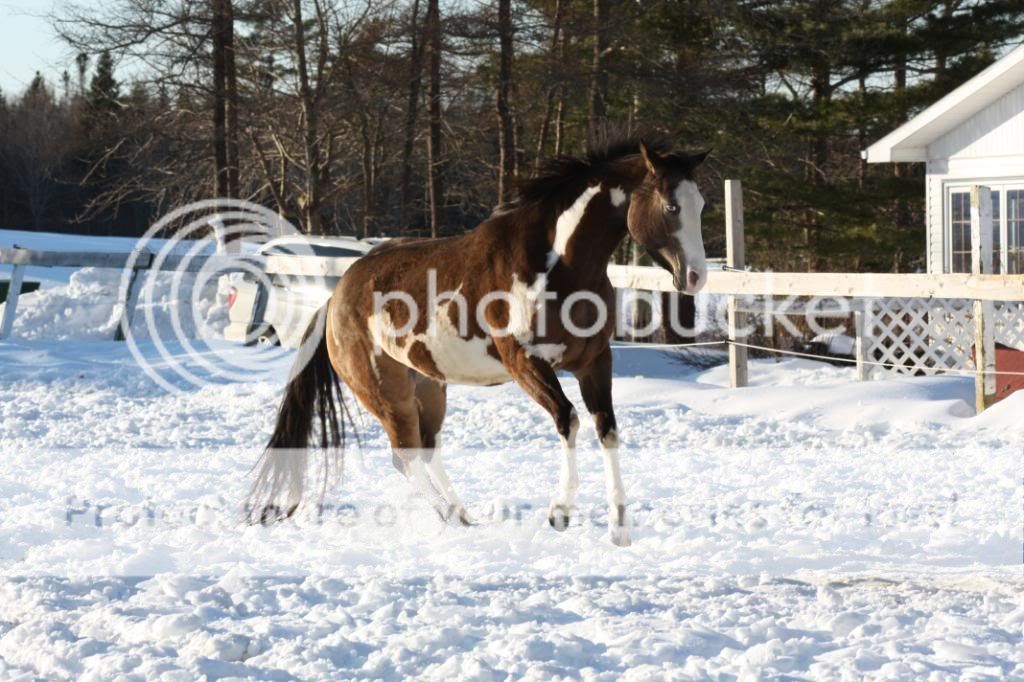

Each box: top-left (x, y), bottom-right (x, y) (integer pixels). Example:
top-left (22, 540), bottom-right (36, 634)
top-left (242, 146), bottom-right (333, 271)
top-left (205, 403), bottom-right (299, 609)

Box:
top-left (1, 230), bottom-right (1022, 679)
top-left (1, 337), bottom-right (1021, 679)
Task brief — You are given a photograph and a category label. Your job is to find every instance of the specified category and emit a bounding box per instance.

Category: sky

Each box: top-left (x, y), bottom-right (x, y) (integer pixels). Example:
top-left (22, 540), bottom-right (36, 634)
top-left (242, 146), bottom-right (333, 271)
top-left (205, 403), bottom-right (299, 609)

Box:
top-left (0, 0), bottom-right (75, 96)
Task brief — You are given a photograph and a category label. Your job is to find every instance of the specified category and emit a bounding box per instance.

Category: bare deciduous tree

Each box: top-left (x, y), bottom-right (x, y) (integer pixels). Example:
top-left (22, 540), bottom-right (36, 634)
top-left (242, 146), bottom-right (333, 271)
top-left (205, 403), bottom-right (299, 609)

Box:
top-left (425, 0), bottom-right (443, 237)
top-left (1, 79), bottom-right (74, 228)
top-left (399, 0), bottom-right (423, 227)
top-left (589, 0), bottom-right (609, 140)
top-left (495, 0), bottom-right (515, 204)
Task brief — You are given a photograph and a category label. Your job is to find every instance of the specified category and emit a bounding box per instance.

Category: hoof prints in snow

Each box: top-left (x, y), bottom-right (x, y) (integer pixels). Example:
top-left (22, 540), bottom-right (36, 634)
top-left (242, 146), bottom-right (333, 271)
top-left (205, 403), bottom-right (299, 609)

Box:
top-left (0, 574), bottom-right (1021, 680)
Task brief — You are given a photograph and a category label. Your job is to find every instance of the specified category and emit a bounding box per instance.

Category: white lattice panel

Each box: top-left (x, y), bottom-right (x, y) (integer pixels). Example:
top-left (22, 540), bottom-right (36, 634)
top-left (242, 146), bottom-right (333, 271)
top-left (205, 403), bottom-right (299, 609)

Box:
top-left (863, 299), bottom-right (1024, 379)
top-left (995, 302), bottom-right (1024, 350)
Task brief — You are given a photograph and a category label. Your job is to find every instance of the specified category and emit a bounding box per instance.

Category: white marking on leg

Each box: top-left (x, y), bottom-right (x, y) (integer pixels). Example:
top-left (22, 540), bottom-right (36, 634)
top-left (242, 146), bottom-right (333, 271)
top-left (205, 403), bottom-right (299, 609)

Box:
top-left (549, 410), bottom-right (579, 529)
top-left (402, 454), bottom-right (436, 494)
top-left (599, 428), bottom-right (630, 546)
top-left (421, 437), bottom-right (470, 523)
top-left (553, 185), bottom-right (601, 260)
top-left (398, 452), bottom-right (453, 519)
top-left (609, 186), bottom-right (627, 207)
top-left (557, 416), bottom-right (579, 505)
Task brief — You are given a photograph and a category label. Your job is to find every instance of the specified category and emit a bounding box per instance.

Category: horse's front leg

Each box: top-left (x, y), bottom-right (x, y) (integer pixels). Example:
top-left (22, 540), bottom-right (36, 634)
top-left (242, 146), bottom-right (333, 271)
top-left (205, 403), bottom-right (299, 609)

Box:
top-left (576, 347), bottom-right (630, 547)
top-left (497, 343), bottom-right (580, 531)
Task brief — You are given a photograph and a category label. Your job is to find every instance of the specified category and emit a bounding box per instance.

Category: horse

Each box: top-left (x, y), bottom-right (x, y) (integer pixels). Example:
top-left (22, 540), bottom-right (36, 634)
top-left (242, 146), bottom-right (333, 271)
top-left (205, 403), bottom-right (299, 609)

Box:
top-left (249, 139), bottom-right (709, 547)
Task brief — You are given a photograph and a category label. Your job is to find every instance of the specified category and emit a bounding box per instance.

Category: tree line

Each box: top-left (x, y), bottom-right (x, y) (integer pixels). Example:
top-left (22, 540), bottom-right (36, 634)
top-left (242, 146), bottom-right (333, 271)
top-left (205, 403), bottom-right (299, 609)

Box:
top-left (0, 0), bottom-right (1021, 271)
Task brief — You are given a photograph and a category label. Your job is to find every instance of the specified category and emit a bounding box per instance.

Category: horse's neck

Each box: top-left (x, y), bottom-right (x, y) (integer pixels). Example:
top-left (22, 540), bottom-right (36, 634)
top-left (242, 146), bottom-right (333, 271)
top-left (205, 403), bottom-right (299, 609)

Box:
top-left (546, 160), bottom-right (644, 282)
top-left (562, 208), bottom-right (628, 281)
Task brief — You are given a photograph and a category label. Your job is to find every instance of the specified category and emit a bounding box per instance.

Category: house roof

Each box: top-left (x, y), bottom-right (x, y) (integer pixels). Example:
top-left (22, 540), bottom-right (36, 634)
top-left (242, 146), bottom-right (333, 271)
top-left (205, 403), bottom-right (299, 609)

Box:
top-left (864, 43), bottom-right (1024, 163)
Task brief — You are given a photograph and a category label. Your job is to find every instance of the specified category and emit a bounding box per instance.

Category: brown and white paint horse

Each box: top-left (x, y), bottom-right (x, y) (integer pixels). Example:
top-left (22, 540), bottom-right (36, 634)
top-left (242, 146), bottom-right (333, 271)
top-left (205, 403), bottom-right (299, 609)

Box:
top-left (250, 141), bottom-right (708, 546)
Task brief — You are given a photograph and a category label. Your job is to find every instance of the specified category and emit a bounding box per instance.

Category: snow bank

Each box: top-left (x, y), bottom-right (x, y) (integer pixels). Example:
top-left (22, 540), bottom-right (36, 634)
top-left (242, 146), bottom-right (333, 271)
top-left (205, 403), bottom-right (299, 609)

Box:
top-left (1, 266), bottom-right (226, 342)
top-left (1, 226), bottom-right (232, 342)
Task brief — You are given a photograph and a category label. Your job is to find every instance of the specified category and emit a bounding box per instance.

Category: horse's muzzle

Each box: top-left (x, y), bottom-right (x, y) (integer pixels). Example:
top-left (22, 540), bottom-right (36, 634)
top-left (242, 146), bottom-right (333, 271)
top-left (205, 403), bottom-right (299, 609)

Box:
top-left (649, 247), bottom-right (706, 295)
top-left (674, 266), bottom-right (707, 296)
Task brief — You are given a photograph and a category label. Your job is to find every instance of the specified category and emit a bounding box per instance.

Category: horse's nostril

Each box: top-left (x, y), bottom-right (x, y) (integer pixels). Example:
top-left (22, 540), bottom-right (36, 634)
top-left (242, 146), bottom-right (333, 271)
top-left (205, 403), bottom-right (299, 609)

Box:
top-left (688, 270), bottom-right (701, 289)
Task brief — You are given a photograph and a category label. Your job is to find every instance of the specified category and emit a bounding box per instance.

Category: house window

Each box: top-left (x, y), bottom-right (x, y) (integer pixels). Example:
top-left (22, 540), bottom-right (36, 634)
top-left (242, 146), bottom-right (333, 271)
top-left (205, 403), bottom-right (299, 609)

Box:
top-left (994, 191), bottom-right (1002, 273)
top-left (1009, 190), bottom-right (1024, 274)
top-left (947, 185), bottom-right (1023, 274)
top-left (950, 191), bottom-right (972, 273)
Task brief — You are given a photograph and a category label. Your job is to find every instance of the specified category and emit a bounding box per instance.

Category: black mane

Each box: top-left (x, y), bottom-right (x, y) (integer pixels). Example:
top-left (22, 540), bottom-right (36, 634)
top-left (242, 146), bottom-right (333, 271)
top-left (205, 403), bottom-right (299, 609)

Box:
top-left (513, 137), bottom-right (670, 213)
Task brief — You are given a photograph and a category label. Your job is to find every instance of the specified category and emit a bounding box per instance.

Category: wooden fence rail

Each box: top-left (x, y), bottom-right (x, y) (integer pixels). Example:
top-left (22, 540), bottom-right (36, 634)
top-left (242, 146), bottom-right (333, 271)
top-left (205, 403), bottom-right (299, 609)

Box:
top-left (8, 247), bottom-right (1019, 302)
top-left (605, 267), bottom-right (1024, 302)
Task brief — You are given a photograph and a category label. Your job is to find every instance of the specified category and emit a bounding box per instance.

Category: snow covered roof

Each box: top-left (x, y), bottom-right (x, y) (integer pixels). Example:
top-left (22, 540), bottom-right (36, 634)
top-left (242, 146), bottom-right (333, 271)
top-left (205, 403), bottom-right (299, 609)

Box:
top-left (864, 43), bottom-right (1024, 163)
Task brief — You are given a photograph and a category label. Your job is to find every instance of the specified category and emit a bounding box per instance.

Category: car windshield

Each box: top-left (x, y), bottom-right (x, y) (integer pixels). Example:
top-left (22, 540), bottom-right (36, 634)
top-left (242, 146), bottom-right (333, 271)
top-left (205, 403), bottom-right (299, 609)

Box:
top-left (264, 243), bottom-right (365, 258)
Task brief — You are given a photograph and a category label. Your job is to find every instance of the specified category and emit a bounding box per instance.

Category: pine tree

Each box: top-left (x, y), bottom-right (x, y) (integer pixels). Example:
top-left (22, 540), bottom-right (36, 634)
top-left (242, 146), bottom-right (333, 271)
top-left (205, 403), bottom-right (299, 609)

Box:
top-left (712, 0), bottom-right (1024, 272)
top-left (26, 72), bottom-right (47, 101)
top-left (86, 51), bottom-right (120, 114)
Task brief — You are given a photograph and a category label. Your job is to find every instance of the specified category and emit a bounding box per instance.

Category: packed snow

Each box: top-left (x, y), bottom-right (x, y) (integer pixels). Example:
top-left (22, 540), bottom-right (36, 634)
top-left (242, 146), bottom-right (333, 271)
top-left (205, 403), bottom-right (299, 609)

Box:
top-left (1, 231), bottom-right (1022, 679)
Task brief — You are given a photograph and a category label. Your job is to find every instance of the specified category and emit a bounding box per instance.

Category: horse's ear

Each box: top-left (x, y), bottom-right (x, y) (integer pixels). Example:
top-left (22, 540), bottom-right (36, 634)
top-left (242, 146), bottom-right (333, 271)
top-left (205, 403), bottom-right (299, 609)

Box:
top-left (639, 142), bottom-right (659, 176)
top-left (690, 149), bottom-right (712, 166)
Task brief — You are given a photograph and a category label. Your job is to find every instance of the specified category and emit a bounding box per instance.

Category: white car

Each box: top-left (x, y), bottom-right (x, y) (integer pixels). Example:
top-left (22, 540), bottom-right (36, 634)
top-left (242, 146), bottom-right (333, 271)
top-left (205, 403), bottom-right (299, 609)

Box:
top-left (224, 235), bottom-right (380, 348)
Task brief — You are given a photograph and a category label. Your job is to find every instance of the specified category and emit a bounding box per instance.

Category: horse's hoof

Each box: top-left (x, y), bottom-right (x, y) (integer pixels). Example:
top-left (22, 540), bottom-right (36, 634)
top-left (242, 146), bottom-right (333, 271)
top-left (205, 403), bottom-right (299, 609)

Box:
top-left (610, 527), bottom-right (632, 547)
top-left (257, 503), bottom-right (298, 525)
top-left (457, 509), bottom-right (476, 526)
top-left (548, 505), bottom-right (571, 531)
top-left (439, 505), bottom-right (475, 526)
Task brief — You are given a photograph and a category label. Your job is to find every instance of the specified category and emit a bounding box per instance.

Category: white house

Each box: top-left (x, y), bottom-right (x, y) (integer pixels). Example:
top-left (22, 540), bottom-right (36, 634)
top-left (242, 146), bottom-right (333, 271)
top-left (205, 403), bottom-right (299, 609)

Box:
top-left (865, 44), bottom-right (1024, 275)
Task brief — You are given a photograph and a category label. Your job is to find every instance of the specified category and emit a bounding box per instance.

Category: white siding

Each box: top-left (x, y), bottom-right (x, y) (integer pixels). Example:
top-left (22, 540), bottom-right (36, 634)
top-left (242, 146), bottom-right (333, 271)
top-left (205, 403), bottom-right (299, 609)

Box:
top-left (922, 83), bottom-right (1024, 273)
top-left (924, 165), bottom-right (1024, 274)
top-left (925, 172), bottom-right (944, 273)
top-left (927, 82), bottom-right (1024, 161)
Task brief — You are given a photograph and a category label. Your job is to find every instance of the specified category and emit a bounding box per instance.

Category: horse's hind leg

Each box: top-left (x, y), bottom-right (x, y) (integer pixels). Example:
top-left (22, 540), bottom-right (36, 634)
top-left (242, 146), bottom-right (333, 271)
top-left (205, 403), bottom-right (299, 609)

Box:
top-left (414, 375), bottom-right (472, 525)
top-left (333, 348), bottom-right (450, 518)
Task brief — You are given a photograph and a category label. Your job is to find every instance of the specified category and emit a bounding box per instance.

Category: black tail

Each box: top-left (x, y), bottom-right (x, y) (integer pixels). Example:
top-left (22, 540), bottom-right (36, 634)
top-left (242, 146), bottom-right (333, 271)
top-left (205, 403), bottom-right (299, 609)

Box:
top-left (267, 306), bottom-right (345, 453)
top-left (247, 305), bottom-right (350, 524)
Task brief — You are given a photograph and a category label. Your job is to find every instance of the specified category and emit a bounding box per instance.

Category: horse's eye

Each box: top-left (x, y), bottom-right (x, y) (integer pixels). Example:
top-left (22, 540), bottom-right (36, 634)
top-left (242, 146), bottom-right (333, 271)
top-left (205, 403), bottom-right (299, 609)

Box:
top-left (665, 203), bottom-right (680, 214)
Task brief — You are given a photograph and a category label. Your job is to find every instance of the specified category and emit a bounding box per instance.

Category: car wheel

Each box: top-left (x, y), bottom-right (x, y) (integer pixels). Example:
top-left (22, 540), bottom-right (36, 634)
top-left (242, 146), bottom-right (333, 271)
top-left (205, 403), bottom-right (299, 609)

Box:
top-left (257, 326), bottom-right (281, 347)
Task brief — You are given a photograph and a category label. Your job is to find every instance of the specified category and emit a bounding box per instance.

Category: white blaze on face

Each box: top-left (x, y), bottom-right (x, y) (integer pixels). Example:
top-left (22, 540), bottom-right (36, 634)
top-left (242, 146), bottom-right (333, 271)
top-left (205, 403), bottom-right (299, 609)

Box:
top-left (672, 180), bottom-right (708, 293)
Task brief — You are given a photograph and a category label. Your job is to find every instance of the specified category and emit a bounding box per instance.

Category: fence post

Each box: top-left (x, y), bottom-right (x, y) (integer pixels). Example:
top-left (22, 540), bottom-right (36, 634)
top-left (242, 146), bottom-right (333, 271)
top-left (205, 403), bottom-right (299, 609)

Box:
top-left (854, 310), bottom-right (868, 381)
top-left (971, 185), bottom-right (996, 412)
top-left (0, 262), bottom-right (26, 340)
top-left (114, 251), bottom-right (152, 341)
top-left (726, 179), bottom-right (748, 388)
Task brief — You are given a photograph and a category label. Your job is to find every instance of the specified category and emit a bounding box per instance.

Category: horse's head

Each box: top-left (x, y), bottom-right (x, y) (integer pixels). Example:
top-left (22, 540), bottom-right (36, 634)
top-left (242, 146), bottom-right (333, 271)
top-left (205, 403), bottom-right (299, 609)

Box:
top-left (626, 144), bottom-right (709, 295)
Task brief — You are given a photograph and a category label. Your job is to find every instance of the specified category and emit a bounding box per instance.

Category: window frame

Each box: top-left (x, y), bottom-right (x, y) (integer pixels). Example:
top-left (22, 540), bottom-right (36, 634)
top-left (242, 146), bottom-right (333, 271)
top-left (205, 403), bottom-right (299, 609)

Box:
top-left (944, 179), bottom-right (1024, 274)
top-left (1006, 187), bottom-right (1024, 274)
